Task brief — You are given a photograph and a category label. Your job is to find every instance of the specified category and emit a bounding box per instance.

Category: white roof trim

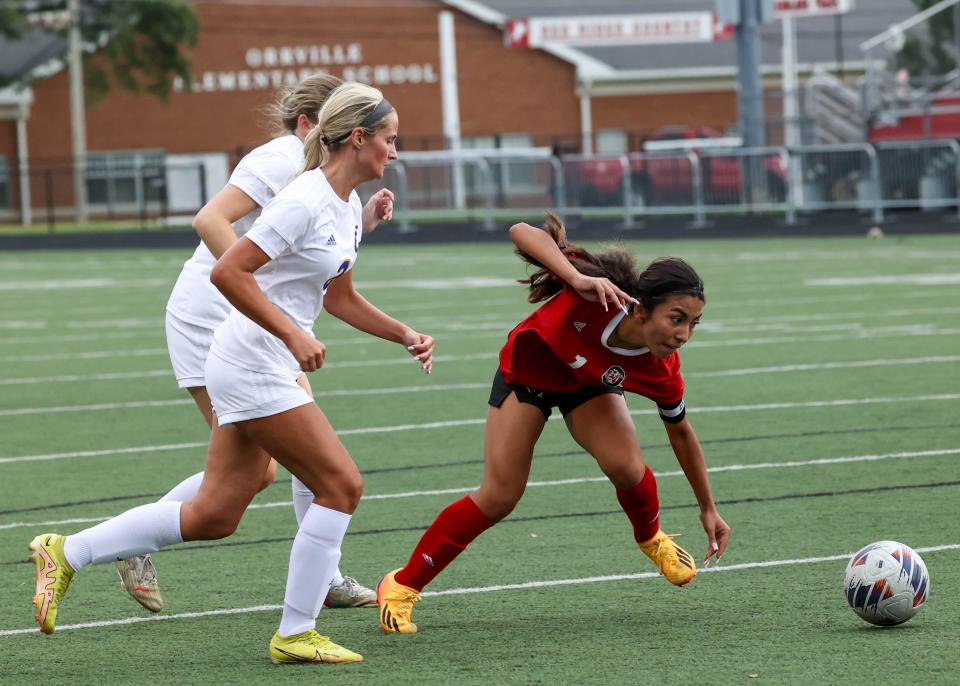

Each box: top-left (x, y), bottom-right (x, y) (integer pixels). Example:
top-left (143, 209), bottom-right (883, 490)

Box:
top-left (440, 0), bottom-right (615, 78)
top-left (0, 85), bottom-right (33, 106)
top-left (585, 60), bottom-right (871, 84)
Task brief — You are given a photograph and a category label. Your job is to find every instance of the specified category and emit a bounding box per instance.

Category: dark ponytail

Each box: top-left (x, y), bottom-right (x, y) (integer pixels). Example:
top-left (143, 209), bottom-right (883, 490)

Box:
top-left (516, 213), bottom-right (705, 309)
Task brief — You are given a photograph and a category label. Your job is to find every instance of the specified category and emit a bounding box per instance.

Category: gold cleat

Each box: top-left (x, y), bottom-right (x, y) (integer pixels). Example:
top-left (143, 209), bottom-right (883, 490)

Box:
top-left (639, 530), bottom-right (697, 586)
top-left (376, 568), bottom-right (421, 634)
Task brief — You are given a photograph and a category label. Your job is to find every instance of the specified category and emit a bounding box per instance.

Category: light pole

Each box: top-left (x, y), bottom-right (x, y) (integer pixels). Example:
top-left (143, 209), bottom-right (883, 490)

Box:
top-left (68, 0), bottom-right (88, 224)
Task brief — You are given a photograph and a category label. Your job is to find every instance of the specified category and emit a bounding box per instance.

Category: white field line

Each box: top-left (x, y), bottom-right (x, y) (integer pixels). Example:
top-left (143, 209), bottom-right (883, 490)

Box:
top-left (0, 370), bottom-right (171, 387)
top-left (6, 321), bottom-right (960, 385)
top-left (0, 330), bottom-right (153, 347)
top-left (0, 349), bottom-right (169, 365)
top-left (0, 321), bottom-right (46, 330)
top-left (0, 348), bottom-right (497, 368)
top-left (686, 355), bottom-right (960, 378)
top-left (686, 326), bottom-right (960, 350)
top-left (2, 393), bottom-right (959, 467)
top-left (0, 353), bottom-right (499, 385)
top-left (0, 292), bottom-right (923, 344)
top-left (0, 383), bottom-right (492, 417)
top-left (0, 303), bottom-right (520, 345)
top-left (354, 277), bottom-right (517, 290)
top-left (1, 543), bottom-right (958, 637)
top-left (0, 442), bottom-right (208, 465)
top-left (700, 305), bottom-right (960, 327)
top-left (5, 299), bottom-right (959, 348)
top-left (806, 274), bottom-right (960, 287)
top-left (57, 310), bottom-right (515, 333)
top-left (0, 276), bottom-right (518, 293)
top-left (0, 278), bottom-right (170, 291)
top-left (3, 447), bottom-right (958, 532)
top-left (3, 355), bottom-right (958, 417)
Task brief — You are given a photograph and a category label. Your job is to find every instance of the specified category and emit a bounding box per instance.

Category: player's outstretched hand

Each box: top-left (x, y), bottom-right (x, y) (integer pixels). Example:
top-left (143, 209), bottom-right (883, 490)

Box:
top-left (699, 509), bottom-right (731, 567)
top-left (402, 330), bottom-right (435, 374)
top-left (284, 330), bottom-right (327, 372)
top-left (570, 274), bottom-right (638, 312)
top-left (362, 189), bottom-right (395, 233)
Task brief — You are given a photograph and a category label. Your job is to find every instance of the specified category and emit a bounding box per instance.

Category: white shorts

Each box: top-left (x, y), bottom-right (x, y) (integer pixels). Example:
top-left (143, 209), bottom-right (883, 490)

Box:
top-left (205, 350), bottom-right (312, 426)
top-left (165, 312), bottom-right (216, 388)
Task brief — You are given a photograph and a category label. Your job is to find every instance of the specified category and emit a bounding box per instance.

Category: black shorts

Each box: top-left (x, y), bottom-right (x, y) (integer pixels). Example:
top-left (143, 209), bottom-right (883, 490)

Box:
top-left (488, 368), bottom-right (623, 419)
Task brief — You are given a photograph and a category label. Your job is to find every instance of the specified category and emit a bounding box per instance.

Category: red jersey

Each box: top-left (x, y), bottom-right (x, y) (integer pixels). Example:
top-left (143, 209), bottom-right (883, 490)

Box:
top-left (499, 288), bottom-right (686, 410)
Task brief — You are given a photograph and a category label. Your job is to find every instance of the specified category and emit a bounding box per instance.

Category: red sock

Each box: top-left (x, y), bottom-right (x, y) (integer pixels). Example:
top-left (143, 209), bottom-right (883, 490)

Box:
top-left (616, 467), bottom-right (661, 545)
top-left (395, 496), bottom-right (494, 591)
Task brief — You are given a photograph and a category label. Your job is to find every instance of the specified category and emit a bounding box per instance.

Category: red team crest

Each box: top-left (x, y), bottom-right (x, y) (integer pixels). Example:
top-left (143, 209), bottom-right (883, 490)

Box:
top-left (601, 365), bottom-right (626, 387)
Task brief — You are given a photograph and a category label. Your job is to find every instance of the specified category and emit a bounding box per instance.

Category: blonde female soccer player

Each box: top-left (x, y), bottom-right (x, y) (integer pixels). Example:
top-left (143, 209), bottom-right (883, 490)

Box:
top-left (115, 73), bottom-right (388, 613)
top-left (30, 83), bottom-right (432, 665)
top-left (376, 215), bottom-right (731, 635)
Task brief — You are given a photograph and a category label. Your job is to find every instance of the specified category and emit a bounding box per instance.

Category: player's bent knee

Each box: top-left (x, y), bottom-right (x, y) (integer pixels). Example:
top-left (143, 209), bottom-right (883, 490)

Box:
top-left (184, 504), bottom-right (243, 540)
top-left (202, 515), bottom-right (241, 540)
top-left (600, 459), bottom-right (646, 490)
top-left (474, 488), bottom-right (523, 521)
top-left (338, 470), bottom-right (364, 510)
top-left (307, 466), bottom-right (363, 512)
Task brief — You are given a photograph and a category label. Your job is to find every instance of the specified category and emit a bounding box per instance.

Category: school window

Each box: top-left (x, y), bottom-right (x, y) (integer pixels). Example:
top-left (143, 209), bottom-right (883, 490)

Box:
top-left (596, 129), bottom-right (628, 155)
top-left (0, 156), bottom-right (9, 209)
top-left (85, 150), bottom-right (166, 209)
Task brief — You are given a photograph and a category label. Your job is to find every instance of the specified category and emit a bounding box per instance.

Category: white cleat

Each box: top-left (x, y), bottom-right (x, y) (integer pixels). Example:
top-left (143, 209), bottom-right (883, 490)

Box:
top-left (324, 576), bottom-right (377, 608)
top-left (116, 554), bottom-right (164, 613)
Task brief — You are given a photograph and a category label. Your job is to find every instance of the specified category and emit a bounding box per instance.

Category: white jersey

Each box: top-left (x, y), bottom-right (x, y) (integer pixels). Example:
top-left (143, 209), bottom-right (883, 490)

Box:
top-left (209, 168), bottom-right (363, 375)
top-left (165, 135), bottom-right (305, 329)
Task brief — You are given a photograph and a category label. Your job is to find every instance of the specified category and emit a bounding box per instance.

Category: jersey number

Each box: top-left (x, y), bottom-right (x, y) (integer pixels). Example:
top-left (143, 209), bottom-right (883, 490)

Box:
top-left (323, 259), bottom-right (351, 293)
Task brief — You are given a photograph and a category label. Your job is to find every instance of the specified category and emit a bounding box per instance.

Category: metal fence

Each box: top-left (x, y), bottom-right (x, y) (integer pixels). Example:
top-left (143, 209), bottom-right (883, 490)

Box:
top-left (2, 140), bottom-right (959, 232)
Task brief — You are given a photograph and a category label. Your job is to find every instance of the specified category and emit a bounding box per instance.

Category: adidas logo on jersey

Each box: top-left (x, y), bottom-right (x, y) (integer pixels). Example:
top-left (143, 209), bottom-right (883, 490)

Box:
top-left (326, 235), bottom-right (338, 246)
top-left (573, 321), bottom-right (587, 332)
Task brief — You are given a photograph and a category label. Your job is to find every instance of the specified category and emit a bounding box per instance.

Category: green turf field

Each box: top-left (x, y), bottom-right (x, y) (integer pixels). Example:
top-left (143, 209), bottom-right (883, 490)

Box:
top-left (1, 233), bottom-right (958, 685)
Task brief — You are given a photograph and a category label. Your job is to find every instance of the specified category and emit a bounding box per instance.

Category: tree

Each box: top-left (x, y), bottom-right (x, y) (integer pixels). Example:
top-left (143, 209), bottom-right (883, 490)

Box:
top-left (0, 0), bottom-right (198, 105)
top-left (898, 0), bottom-right (960, 79)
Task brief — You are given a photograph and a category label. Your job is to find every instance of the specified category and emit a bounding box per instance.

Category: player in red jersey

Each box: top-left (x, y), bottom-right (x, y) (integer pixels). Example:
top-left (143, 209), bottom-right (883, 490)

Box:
top-left (376, 213), bottom-right (731, 634)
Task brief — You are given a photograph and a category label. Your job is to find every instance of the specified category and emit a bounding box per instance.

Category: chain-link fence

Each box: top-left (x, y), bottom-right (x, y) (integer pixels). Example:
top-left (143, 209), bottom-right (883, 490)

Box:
top-left (2, 142), bottom-right (959, 232)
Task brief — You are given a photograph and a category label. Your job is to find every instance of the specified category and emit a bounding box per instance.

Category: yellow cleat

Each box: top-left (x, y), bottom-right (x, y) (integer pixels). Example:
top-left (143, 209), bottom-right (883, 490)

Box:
top-left (269, 629), bottom-right (363, 664)
top-left (28, 534), bottom-right (76, 634)
top-left (116, 555), bottom-right (164, 613)
top-left (639, 529), bottom-right (697, 587)
top-left (376, 568), bottom-right (420, 634)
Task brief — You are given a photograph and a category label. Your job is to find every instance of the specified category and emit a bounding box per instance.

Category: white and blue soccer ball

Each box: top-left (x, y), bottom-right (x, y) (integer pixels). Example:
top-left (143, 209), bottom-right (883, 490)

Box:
top-left (843, 541), bottom-right (930, 626)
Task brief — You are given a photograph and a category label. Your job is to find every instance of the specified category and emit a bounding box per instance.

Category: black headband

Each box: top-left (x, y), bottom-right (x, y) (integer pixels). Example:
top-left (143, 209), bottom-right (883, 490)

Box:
top-left (359, 98), bottom-right (394, 129)
top-left (323, 98), bottom-right (394, 147)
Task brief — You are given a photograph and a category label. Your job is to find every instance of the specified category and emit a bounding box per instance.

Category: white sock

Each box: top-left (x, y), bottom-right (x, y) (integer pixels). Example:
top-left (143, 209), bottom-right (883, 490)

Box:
top-left (329, 568), bottom-right (345, 587)
top-left (62, 501), bottom-right (183, 571)
top-left (278, 504), bottom-right (351, 637)
top-left (290, 477), bottom-right (344, 587)
top-left (290, 475), bottom-right (314, 525)
top-left (160, 472), bottom-right (204, 502)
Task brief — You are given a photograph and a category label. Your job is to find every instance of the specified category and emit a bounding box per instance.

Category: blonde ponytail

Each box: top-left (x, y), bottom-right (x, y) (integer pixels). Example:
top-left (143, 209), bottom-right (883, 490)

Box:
top-left (269, 73), bottom-right (343, 137)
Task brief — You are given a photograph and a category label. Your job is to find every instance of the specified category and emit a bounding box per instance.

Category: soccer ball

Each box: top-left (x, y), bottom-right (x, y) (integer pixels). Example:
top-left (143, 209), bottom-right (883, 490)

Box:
top-left (843, 541), bottom-right (930, 626)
